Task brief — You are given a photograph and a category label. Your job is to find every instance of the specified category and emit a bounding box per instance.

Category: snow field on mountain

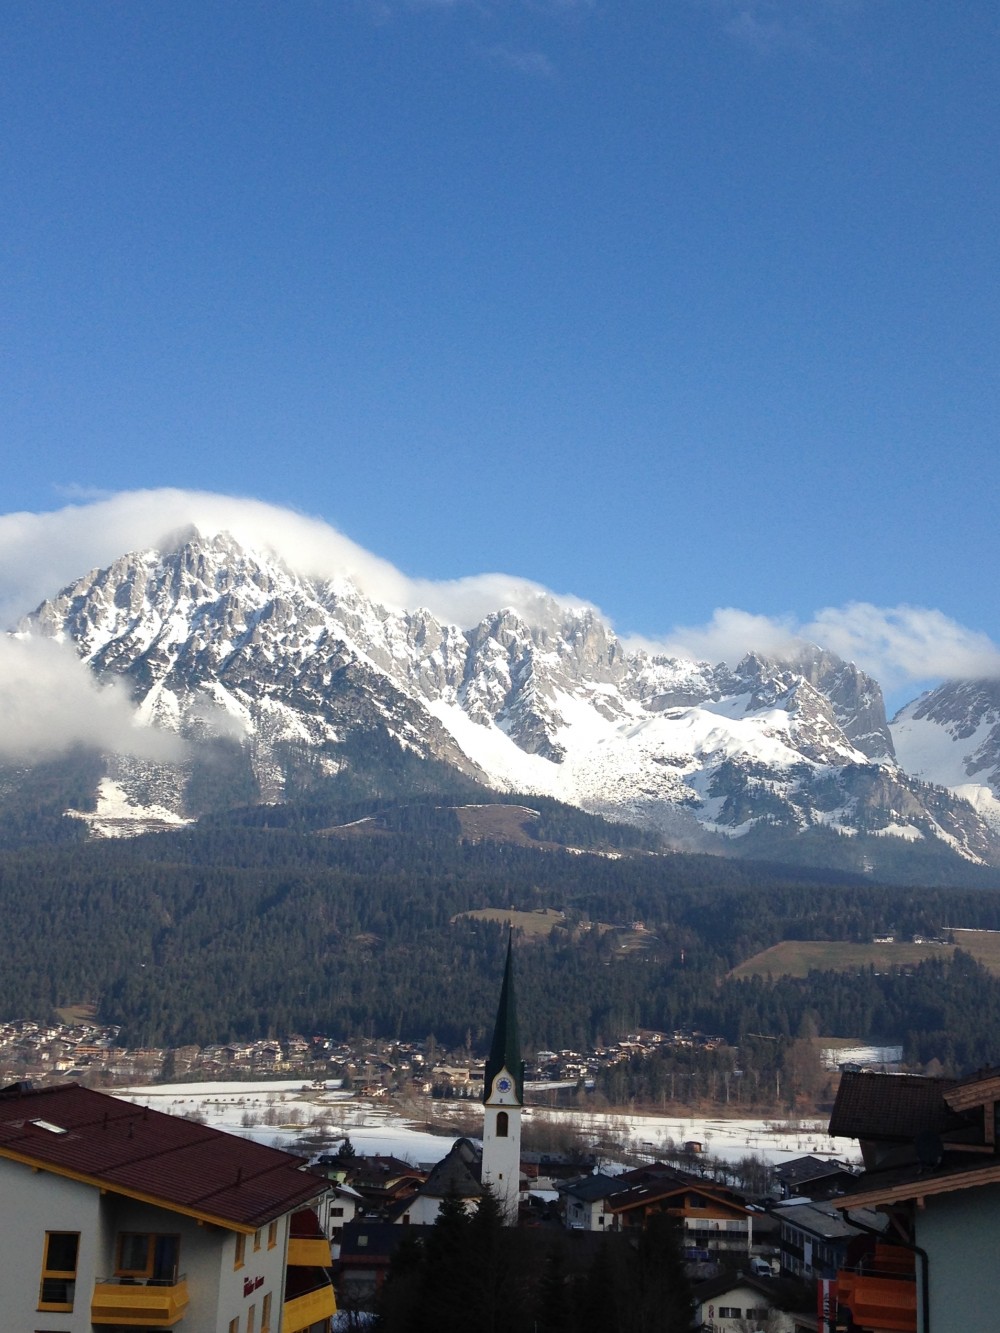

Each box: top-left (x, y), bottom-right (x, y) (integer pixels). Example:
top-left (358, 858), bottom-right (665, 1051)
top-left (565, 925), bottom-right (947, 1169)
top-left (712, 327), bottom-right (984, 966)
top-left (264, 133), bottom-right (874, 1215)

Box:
top-left (891, 709), bottom-right (997, 787)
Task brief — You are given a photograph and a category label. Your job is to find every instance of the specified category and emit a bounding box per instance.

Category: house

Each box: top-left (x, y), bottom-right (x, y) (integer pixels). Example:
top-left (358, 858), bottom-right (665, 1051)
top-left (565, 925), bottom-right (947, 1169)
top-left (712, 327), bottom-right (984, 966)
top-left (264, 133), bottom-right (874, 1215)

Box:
top-left (560, 1172), bottom-right (623, 1231)
top-left (692, 1270), bottom-right (818, 1333)
top-left (607, 1174), bottom-right (755, 1260)
top-left (773, 1198), bottom-right (884, 1281)
top-left (771, 1155), bottom-right (856, 1200)
top-left (558, 1163), bottom-right (755, 1258)
top-left (0, 1080), bottom-right (336, 1333)
top-left (315, 1182), bottom-right (364, 1258)
top-left (827, 1067), bottom-right (1000, 1333)
top-left (339, 1154), bottom-right (426, 1210)
top-left (336, 1221), bottom-right (411, 1307)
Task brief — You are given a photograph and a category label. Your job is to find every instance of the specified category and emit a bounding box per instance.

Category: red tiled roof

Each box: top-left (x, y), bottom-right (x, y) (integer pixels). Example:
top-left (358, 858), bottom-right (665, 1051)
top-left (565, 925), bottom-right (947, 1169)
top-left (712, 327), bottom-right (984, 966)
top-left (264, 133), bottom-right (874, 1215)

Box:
top-left (0, 1082), bottom-right (327, 1230)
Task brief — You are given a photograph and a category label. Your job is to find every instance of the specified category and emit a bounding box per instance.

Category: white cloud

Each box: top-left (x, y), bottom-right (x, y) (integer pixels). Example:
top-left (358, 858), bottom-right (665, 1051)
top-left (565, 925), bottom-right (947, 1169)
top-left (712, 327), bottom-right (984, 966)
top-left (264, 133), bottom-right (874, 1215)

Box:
top-left (0, 488), bottom-right (594, 632)
top-left (0, 637), bottom-right (186, 763)
top-left (634, 607), bottom-right (805, 666)
top-left (633, 602), bottom-right (1000, 689)
top-left (805, 603), bottom-right (1000, 689)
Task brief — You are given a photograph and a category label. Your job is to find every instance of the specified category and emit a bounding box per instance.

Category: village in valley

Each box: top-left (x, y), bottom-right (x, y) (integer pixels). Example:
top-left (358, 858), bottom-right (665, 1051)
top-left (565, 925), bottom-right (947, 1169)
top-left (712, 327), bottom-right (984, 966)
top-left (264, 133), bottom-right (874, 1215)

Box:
top-left (2, 942), bottom-right (964, 1333)
top-left (0, 1014), bottom-right (738, 1097)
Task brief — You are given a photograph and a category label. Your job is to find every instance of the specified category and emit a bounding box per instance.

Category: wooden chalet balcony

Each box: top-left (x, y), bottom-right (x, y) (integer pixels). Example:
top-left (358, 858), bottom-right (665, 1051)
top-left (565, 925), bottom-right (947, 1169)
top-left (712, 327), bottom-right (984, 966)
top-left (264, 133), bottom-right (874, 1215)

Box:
top-left (837, 1246), bottom-right (917, 1333)
top-left (91, 1273), bottom-right (190, 1326)
top-left (283, 1265), bottom-right (337, 1333)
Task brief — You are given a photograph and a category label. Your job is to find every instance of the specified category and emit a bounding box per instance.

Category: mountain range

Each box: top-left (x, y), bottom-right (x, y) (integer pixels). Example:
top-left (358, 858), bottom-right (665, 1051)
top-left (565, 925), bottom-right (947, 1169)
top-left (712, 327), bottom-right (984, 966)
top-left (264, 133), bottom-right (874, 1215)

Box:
top-left (12, 529), bottom-right (1000, 873)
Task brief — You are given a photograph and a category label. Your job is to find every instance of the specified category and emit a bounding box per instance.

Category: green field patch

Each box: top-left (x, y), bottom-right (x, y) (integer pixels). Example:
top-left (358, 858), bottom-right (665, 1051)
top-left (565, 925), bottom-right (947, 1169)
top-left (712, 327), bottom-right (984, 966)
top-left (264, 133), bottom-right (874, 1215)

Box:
top-left (452, 907), bottom-right (567, 937)
top-left (949, 928), bottom-right (1000, 974)
top-left (730, 939), bottom-right (956, 979)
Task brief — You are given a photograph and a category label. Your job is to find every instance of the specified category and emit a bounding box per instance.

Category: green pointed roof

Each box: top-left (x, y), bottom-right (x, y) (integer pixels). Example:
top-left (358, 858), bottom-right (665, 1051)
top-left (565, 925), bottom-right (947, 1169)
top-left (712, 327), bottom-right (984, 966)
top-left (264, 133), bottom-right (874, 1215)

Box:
top-left (483, 935), bottom-right (524, 1105)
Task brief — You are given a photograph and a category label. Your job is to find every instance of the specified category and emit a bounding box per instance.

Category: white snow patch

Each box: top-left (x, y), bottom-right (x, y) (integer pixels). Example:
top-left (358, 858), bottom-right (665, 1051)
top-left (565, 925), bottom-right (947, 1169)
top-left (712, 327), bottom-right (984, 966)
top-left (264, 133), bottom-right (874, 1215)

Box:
top-left (891, 712), bottom-right (997, 788)
top-left (66, 778), bottom-right (193, 838)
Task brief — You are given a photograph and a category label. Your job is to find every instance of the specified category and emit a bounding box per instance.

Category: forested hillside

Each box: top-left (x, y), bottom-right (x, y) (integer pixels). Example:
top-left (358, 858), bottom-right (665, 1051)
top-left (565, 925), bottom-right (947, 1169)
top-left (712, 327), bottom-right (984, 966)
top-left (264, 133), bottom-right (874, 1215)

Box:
top-left (4, 789), bottom-right (1000, 1074)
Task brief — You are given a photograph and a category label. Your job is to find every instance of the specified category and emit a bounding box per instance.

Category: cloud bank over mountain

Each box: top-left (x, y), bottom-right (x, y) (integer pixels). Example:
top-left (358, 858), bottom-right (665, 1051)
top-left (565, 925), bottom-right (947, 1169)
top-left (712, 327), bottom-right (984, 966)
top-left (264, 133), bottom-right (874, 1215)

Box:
top-left (0, 490), bottom-right (588, 636)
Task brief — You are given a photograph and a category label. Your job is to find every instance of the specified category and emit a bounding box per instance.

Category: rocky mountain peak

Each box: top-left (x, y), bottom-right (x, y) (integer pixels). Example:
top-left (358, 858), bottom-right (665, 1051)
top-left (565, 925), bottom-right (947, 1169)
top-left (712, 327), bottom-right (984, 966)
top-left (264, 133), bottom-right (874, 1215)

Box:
top-left (12, 532), bottom-right (1000, 866)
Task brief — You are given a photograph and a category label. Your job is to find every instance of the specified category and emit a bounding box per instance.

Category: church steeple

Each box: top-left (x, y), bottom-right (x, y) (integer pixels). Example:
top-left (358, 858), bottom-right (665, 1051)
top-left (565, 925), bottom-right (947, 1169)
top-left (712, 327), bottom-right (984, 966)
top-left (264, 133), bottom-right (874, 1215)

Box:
top-left (481, 933), bottom-right (524, 1224)
top-left (483, 934), bottom-right (524, 1106)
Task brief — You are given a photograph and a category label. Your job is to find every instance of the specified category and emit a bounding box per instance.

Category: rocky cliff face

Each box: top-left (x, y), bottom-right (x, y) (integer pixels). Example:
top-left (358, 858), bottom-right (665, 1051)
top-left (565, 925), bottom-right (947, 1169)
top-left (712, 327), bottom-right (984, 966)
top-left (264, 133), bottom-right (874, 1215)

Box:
top-left (17, 530), bottom-right (1000, 864)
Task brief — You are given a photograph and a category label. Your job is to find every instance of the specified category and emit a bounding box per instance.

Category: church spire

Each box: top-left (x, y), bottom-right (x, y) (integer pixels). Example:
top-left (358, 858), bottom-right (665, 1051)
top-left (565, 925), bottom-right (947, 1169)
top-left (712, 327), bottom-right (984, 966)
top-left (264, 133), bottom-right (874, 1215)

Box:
top-left (483, 933), bottom-right (524, 1105)
top-left (481, 933), bottom-right (524, 1224)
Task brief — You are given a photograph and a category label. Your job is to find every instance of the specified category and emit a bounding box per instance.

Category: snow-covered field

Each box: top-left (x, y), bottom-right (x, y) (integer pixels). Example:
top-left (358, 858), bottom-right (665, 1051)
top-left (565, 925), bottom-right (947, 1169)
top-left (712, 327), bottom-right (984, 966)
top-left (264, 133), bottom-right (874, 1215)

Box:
top-left (118, 1080), bottom-right (856, 1168)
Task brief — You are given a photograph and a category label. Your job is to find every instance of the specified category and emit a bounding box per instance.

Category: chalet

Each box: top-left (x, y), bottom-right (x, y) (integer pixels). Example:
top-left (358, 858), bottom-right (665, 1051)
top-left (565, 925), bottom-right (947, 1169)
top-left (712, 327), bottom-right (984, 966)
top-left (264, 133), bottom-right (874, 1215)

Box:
top-left (0, 1080), bottom-right (336, 1333)
top-left (340, 1154), bottom-right (426, 1210)
top-left (692, 1270), bottom-right (818, 1333)
top-left (827, 1067), bottom-right (1000, 1333)
top-left (606, 1175), bottom-right (754, 1260)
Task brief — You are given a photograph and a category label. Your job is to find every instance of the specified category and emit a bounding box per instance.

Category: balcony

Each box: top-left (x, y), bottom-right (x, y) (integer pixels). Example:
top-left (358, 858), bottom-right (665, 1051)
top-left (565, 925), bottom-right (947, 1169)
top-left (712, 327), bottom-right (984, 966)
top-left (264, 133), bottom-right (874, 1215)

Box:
top-left (91, 1274), bottom-right (190, 1326)
top-left (283, 1268), bottom-right (337, 1333)
top-left (288, 1235), bottom-right (334, 1266)
top-left (837, 1247), bottom-right (917, 1333)
top-left (288, 1206), bottom-right (333, 1267)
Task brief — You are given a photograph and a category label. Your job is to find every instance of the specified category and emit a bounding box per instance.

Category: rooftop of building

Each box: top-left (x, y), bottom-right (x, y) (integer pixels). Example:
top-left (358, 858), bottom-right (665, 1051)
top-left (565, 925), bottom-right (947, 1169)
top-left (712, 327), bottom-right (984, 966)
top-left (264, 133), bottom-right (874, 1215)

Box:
top-left (0, 1081), bottom-right (327, 1231)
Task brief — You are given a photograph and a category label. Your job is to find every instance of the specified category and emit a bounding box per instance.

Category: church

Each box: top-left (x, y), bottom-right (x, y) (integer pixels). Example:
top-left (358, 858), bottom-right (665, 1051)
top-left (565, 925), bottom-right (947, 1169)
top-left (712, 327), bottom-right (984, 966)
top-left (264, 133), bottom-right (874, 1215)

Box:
top-left (379, 936), bottom-right (525, 1230)
top-left (480, 935), bottom-right (525, 1224)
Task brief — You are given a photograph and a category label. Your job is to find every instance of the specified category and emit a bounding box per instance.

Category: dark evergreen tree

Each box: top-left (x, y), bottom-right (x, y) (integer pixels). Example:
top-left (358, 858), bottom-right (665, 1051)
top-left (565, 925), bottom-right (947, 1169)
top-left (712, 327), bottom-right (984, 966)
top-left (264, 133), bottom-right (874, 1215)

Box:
top-left (536, 1244), bottom-right (572, 1333)
top-left (630, 1214), bottom-right (695, 1333)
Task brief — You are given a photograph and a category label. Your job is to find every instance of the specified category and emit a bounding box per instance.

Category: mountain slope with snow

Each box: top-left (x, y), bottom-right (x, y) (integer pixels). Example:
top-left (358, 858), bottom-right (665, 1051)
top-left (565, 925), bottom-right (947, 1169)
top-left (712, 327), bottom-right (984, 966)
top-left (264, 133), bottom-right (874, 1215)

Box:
top-left (13, 530), bottom-right (1000, 866)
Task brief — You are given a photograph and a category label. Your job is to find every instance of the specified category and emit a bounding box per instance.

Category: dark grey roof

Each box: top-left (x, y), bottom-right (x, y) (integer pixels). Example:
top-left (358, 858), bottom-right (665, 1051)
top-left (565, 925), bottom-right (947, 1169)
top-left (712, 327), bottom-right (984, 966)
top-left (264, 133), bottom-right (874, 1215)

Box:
top-left (692, 1271), bottom-right (814, 1313)
top-left (559, 1172), bottom-right (622, 1202)
top-left (774, 1200), bottom-right (885, 1242)
top-left (419, 1137), bottom-right (484, 1200)
top-left (773, 1154), bottom-right (846, 1183)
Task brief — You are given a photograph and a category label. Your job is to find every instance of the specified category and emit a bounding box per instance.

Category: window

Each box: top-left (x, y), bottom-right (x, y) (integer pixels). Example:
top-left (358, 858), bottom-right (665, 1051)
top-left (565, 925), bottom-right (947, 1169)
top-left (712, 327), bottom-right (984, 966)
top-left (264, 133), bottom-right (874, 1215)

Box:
top-left (718, 1308), bottom-right (741, 1319)
top-left (38, 1232), bottom-right (79, 1311)
top-left (746, 1309), bottom-right (770, 1320)
top-left (267, 1220), bottom-right (278, 1250)
top-left (229, 1320), bottom-right (239, 1333)
top-left (261, 1291), bottom-right (273, 1333)
top-left (331, 1207), bottom-right (344, 1218)
top-left (496, 1110), bottom-right (509, 1137)
top-left (234, 1234), bottom-right (246, 1270)
top-left (116, 1232), bottom-right (180, 1282)
top-left (253, 1227), bottom-right (262, 1252)
top-left (247, 1302), bottom-right (256, 1333)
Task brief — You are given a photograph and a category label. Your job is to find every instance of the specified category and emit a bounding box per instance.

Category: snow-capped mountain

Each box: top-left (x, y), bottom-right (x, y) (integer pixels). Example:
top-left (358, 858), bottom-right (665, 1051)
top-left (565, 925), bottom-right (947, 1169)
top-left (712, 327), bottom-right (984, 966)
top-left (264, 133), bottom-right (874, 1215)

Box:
top-left (892, 680), bottom-right (1000, 835)
top-left (14, 530), bottom-right (1000, 864)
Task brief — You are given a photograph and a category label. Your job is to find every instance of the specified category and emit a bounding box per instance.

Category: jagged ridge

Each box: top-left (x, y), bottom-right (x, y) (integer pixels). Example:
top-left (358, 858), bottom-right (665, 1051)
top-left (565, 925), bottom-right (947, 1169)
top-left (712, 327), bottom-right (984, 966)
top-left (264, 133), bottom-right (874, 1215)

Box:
top-left (16, 530), bottom-right (1000, 864)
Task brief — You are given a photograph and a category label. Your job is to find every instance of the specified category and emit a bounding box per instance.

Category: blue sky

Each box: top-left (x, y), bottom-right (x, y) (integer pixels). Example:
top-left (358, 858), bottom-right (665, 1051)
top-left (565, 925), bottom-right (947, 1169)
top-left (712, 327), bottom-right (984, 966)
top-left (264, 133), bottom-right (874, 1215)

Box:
top-left (2, 1), bottom-right (999, 707)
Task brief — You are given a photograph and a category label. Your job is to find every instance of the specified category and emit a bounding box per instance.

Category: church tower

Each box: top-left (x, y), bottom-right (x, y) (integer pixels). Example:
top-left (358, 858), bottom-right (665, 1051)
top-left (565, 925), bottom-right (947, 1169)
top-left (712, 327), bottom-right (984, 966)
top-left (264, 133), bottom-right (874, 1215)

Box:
top-left (481, 935), bottom-right (523, 1224)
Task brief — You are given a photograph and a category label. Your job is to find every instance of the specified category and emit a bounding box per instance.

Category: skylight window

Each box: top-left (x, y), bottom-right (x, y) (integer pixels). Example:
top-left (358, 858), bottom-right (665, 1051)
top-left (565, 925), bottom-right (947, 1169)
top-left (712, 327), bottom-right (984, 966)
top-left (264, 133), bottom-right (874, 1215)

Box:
top-left (30, 1119), bottom-right (68, 1134)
